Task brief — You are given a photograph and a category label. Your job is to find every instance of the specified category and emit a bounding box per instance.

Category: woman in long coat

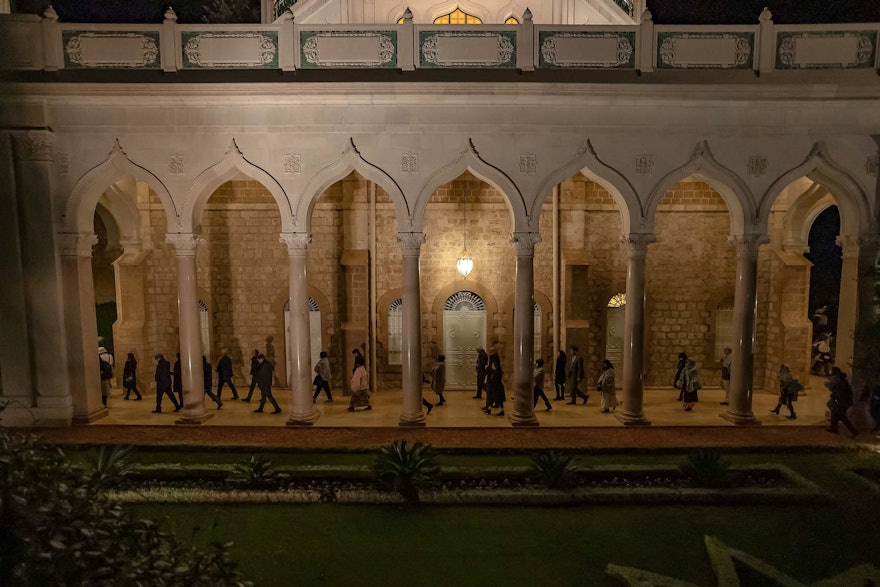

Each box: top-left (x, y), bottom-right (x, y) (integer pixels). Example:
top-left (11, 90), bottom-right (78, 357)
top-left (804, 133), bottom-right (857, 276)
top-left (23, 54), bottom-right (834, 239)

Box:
top-left (681, 359), bottom-right (700, 411)
top-left (347, 354), bottom-right (372, 411)
top-left (597, 359), bottom-right (618, 413)
top-left (554, 350), bottom-right (567, 400)
top-left (123, 353), bottom-right (141, 400)
top-left (483, 349), bottom-right (505, 416)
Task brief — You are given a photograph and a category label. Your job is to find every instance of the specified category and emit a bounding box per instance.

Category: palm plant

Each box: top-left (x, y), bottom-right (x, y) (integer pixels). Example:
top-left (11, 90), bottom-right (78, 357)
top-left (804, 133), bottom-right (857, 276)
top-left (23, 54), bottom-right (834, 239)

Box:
top-left (372, 440), bottom-right (440, 503)
top-left (528, 450), bottom-right (580, 489)
top-left (230, 456), bottom-right (279, 489)
top-left (84, 445), bottom-right (137, 489)
top-left (679, 448), bottom-right (731, 488)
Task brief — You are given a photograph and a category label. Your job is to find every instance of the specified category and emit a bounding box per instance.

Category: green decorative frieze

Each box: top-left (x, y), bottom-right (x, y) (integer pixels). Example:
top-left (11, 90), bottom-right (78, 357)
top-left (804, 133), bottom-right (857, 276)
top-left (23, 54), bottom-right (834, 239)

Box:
top-left (419, 30), bottom-right (516, 68)
top-left (776, 30), bottom-right (877, 69)
top-left (62, 31), bottom-right (160, 69)
top-left (538, 31), bottom-right (635, 69)
top-left (657, 31), bottom-right (754, 69)
top-left (182, 31), bottom-right (278, 69)
top-left (299, 30), bottom-right (397, 69)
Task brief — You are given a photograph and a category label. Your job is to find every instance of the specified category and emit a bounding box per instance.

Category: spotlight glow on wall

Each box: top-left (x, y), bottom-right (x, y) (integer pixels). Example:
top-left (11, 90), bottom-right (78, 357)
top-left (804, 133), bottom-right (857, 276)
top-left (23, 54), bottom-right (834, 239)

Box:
top-left (457, 192), bottom-right (473, 278)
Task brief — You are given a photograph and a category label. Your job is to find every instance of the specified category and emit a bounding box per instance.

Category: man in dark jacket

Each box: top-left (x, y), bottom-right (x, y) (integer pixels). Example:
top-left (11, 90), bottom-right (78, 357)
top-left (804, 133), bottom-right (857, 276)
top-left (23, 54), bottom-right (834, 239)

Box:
top-left (243, 349), bottom-right (260, 403)
top-left (825, 367), bottom-right (858, 438)
top-left (216, 348), bottom-right (240, 401)
top-left (153, 353), bottom-right (180, 413)
top-left (203, 355), bottom-right (222, 409)
top-left (253, 354), bottom-right (281, 414)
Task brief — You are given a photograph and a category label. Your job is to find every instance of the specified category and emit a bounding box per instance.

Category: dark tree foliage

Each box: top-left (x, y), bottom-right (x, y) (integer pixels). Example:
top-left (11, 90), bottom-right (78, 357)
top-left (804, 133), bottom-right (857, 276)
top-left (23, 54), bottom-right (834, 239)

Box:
top-left (12, 0), bottom-right (261, 23)
top-left (646, 0), bottom-right (880, 24)
top-left (0, 429), bottom-right (252, 586)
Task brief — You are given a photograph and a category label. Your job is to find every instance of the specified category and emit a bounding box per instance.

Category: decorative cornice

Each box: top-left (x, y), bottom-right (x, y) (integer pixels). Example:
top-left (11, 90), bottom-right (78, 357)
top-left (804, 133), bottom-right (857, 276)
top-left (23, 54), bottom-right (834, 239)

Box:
top-left (729, 234), bottom-right (768, 258)
top-left (57, 233), bottom-right (98, 257)
top-left (12, 131), bottom-right (54, 162)
top-left (397, 232), bottom-right (426, 256)
top-left (621, 233), bottom-right (656, 257)
top-left (166, 233), bottom-right (201, 256)
top-left (511, 232), bottom-right (542, 256)
top-left (279, 233), bottom-right (311, 256)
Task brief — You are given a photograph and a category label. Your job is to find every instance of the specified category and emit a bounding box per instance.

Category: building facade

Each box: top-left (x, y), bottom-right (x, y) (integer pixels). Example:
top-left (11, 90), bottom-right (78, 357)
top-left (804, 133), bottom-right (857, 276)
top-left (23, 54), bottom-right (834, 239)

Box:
top-left (0, 0), bottom-right (878, 427)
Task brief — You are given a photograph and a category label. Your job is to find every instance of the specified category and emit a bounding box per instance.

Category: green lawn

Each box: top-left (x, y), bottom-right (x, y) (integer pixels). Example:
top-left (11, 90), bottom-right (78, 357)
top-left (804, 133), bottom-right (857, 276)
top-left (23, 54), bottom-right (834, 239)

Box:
top-left (125, 449), bottom-right (880, 586)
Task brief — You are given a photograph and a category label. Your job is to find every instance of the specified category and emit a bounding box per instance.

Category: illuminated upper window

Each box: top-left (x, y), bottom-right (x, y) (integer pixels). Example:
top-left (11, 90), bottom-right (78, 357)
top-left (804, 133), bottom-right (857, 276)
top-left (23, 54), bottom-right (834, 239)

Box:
top-left (607, 293), bottom-right (627, 308)
top-left (434, 9), bottom-right (482, 24)
top-left (505, 16), bottom-right (519, 24)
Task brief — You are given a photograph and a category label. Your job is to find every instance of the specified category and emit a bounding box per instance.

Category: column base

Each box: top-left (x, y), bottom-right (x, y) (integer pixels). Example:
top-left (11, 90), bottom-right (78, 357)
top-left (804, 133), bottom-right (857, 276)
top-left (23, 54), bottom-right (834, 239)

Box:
top-left (615, 410), bottom-right (651, 426)
top-left (73, 406), bottom-right (109, 425)
top-left (286, 411), bottom-right (319, 427)
top-left (720, 410), bottom-right (761, 426)
top-left (399, 411), bottom-right (426, 426)
top-left (511, 412), bottom-right (540, 426)
top-left (175, 411), bottom-right (214, 425)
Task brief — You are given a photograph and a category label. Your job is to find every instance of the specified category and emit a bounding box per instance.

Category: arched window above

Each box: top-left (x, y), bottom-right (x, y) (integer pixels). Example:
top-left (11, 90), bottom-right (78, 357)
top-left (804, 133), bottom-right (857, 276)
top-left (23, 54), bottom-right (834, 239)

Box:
top-left (505, 16), bottom-right (519, 24)
top-left (283, 298), bottom-right (320, 312)
top-left (434, 8), bottom-right (482, 24)
top-left (445, 291), bottom-right (486, 311)
top-left (607, 293), bottom-right (627, 308)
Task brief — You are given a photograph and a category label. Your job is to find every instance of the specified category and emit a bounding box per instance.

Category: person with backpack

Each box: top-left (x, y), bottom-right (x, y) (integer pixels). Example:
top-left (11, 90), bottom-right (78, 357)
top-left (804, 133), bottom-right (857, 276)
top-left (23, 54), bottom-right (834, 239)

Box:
top-left (98, 345), bottom-right (114, 407)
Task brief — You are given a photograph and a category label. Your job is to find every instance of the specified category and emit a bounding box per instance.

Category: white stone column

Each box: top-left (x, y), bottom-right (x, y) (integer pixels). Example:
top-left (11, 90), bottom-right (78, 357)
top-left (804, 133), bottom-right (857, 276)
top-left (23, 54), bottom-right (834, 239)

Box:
top-left (616, 233), bottom-right (654, 426)
top-left (511, 232), bottom-right (540, 426)
top-left (398, 233), bottom-right (427, 426)
top-left (723, 234), bottom-right (766, 426)
top-left (280, 233), bottom-right (319, 426)
top-left (58, 233), bottom-right (108, 424)
top-left (166, 233), bottom-right (212, 425)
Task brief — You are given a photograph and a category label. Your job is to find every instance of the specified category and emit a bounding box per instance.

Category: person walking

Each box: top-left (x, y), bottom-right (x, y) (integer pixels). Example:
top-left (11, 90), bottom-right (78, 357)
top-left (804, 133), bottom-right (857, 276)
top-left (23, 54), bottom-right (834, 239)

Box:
top-left (825, 367), bottom-right (858, 438)
top-left (681, 358), bottom-right (701, 411)
top-left (347, 353), bottom-right (372, 412)
top-left (533, 358), bottom-right (552, 412)
top-left (474, 347), bottom-right (488, 400)
top-left (811, 334), bottom-right (833, 376)
top-left (483, 347), bottom-right (505, 416)
top-left (253, 353), bottom-right (281, 414)
top-left (565, 345), bottom-right (589, 405)
top-left (719, 347), bottom-right (732, 405)
top-left (98, 345), bottom-right (114, 407)
top-left (173, 353), bottom-right (183, 408)
top-left (122, 352), bottom-right (141, 400)
top-left (598, 359), bottom-right (619, 413)
top-left (216, 348), bottom-right (239, 401)
top-left (312, 351), bottom-right (334, 403)
top-left (673, 352), bottom-right (688, 402)
top-left (770, 364), bottom-right (801, 420)
top-left (431, 355), bottom-right (447, 406)
top-left (243, 349), bottom-right (260, 403)
top-left (152, 353), bottom-right (180, 413)
top-left (554, 349), bottom-right (567, 400)
top-left (203, 355), bottom-right (222, 408)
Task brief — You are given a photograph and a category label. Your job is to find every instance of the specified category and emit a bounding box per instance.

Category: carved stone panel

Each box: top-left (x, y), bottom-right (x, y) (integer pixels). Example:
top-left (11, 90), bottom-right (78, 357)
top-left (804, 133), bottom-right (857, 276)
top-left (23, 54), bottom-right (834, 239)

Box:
top-left (62, 30), bottom-right (160, 69)
top-left (419, 30), bottom-right (516, 68)
top-left (776, 30), bottom-right (877, 69)
top-left (300, 30), bottom-right (397, 68)
top-left (182, 31), bottom-right (278, 69)
top-left (538, 31), bottom-right (635, 69)
top-left (656, 32), bottom-right (754, 69)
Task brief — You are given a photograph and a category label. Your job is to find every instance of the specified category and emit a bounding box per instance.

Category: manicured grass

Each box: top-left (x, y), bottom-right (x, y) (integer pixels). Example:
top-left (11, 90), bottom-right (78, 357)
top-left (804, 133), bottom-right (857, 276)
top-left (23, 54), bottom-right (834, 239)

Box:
top-left (124, 449), bottom-right (880, 586)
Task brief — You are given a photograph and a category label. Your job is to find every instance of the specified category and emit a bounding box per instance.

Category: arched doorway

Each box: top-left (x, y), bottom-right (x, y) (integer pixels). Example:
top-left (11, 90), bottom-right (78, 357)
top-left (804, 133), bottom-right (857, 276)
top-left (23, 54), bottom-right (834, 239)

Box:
top-left (605, 293), bottom-right (626, 366)
top-left (443, 291), bottom-right (486, 389)
top-left (284, 297), bottom-right (322, 386)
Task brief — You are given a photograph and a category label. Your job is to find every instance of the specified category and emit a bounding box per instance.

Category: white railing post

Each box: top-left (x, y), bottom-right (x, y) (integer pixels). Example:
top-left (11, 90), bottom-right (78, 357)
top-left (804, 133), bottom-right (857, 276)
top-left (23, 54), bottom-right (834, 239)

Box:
top-left (42, 5), bottom-right (61, 71)
top-left (162, 6), bottom-right (178, 72)
top-left (638, 8), bottom-right (653, 72)
top-left (757, 7), bottom-right (774, 74)
top-left (400, 7), bottom-right (415, 71)
top-left (518, 8), bottom-right (534, 71)
top-left (279, 11), bottom-right (295, 71)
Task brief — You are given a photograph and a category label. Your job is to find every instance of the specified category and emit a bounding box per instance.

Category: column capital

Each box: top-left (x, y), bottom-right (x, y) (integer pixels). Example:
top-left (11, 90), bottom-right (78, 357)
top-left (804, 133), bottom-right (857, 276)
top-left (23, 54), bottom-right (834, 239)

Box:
top-left (280, 232), bottom-right (311, 256)
top-left (729, 234), bottom-right (768, 259)
top-left (11, 130), bottom-right (55, 162)
top-left (397, 232), bottom-right (426, 256)
top-left (836, 233), bottom-right (880, 257)
top-left (166, 233), bottom-right (201, 256)
top-left (620, 233), bottom-right (655, 257)
top-left (511, 232), bottom-right (542, 256)
top-left (57, 232), bottom-right (98, 257)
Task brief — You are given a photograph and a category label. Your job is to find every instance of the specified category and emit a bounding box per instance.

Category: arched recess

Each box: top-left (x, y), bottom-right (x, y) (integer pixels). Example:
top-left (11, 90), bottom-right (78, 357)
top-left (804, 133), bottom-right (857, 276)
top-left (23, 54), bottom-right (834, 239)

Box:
top-left (413, 139), bottom-right (526, 232)
top-left (780, 181), bottom-right (834, 252)
top-left (66, 140), bottom-right (176, 235)
top-left (530, 139), bottom-right (642, 235)
top-left (758, 142), bottom-right (874, 238)
top-left (494, 1), bottom-right (526, 23)
top-left (377, 288), bottom-right (404, 370)
top-left (425, 0), bottom-right (490, 23)
top-left (430, 279), bottom-right (500, 345)
top-left (183, 139), bottom-right (293, 234)
top-left (297, 138), bottom-right (410, 233)
top-left (499, 288), bottom-right (554, 366)
top-left (96, 181), bottom-right (142, 246)
top-left (644, 141), bottom-right (753, 236)
top-left (273, 285), bottom-right (332, 387)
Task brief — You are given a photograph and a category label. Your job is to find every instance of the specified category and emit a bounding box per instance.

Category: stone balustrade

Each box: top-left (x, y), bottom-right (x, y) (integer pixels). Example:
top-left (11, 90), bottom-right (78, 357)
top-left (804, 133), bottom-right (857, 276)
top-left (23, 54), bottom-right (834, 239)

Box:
top-left (0, 11), bottom-right (877, 74)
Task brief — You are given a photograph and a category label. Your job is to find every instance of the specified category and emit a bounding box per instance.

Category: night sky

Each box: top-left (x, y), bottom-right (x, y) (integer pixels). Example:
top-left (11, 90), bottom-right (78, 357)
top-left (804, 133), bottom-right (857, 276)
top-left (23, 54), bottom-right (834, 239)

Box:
top-left (805, 206), bottom-right (842, 335)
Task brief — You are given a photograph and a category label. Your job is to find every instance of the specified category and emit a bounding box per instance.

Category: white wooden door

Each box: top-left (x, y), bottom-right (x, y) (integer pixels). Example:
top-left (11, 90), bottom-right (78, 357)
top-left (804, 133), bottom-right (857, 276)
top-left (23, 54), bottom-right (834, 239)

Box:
top-left (443, 309), bottom-right (485, 389)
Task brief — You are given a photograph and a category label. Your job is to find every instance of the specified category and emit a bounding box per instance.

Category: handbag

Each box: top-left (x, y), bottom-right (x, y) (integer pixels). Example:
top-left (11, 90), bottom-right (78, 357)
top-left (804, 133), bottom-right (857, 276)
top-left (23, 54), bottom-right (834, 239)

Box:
top-left (123, 376), bottom-right (135, 387)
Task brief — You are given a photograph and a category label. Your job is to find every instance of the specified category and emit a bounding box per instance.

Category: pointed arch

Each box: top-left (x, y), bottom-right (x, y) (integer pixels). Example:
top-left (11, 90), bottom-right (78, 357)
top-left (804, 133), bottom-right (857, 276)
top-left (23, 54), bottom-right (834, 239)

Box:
top-left (97, 181), bottom-right (143, 245)
top-left (297, 138), bottom-right (409, 233)
top-left (645, 140), bottom-right (754, 236)
top-left (759, 141), bottom-right (873, 238)
top-left (494, 0), bottom-right (526, 24)
top-left (425, 0), bottom-right (490, 23)
top-left (413, 138), bottom-right (526, 232)
top-left (530, 139), bottom-right (642, 234)
top-left (183, 139), bottom-right (293, 234)
top-left (388, 1), bottom-right (419, 22)
top-left (66, 140), bottom-right (175, 234)
top-left (779, 180), bottom-right (834, 252)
